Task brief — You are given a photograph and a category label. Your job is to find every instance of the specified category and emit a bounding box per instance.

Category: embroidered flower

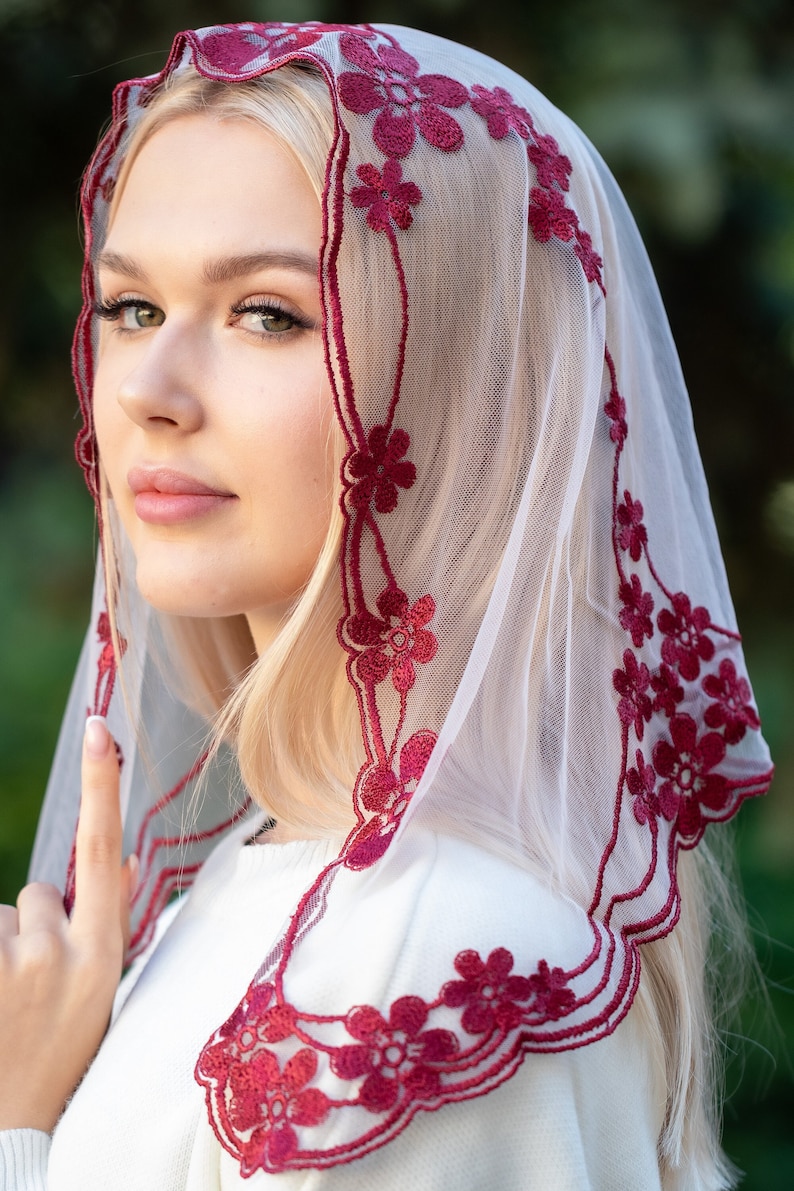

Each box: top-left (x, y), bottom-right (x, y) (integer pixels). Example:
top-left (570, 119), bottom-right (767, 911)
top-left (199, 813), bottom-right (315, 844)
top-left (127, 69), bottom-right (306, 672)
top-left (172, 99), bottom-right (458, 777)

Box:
top-left (652, 714), bottom-right (729, 838)
top-left (331, 996), bottom-right (457, 1111)
top-left (360, 731), bottom-right (436, 814)
top-left (230, 1048), bottom-right (330, 1171)
top-left (612, 649), bottom-right (652, 739)
top-left (212, 984), bottom-right (295, 1056)
top-left (657, 592), bottom-right (714, 682)
top-left (338, 33), bottom-right (468, 156)
top-left (350, 159), bottom-right (422, 232)
top-left (528, 186), bottom-right (578, 244)
top-left (526, 959), bottom-right (576, 1020)
top-left (348, 425), bottom-right (416, 514)
top-left (345, 731), bottom-right (437, 870)
top-left (470, 84), bottom-right (533, 140)
top-left (618, 574), bottom-right (654, 648)
top-left (604, 388), bottom-right (627, 446)
top-left (198, 27), bottom-right (269, 72)
top-left (702, 658), bottom-right (760, 744)
top-left (626, 749), bottom-right (678, 825)
top-left (616, 491), bottom-right (647, 562)
top-left (574, 229), bottom-right (604, 287)
top-left (343, 816), bottom-right (397, 870)
top-left (97, 609), bottom-right (126, 676)
top-left (527, 133), bottom-right (572, 190)
top-left (442, 948), bottom-right (533, 1033)
top-left (350, 588), bottom-right (438, 693)
top-left (649, 663), bottom-right (684, 718)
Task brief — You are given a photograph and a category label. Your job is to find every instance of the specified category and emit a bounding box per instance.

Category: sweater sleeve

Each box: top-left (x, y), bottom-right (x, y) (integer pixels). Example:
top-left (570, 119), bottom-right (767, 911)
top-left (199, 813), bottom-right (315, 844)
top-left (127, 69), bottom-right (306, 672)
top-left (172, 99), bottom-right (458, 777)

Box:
top-left (0, 1129), bottom-right (50, 1191)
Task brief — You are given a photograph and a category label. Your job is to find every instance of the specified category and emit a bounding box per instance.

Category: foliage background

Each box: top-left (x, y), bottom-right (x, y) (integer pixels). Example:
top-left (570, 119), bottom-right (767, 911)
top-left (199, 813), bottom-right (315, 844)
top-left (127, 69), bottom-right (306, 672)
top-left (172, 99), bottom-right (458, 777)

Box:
top-left (0, 0), bottom-right (792, 1182)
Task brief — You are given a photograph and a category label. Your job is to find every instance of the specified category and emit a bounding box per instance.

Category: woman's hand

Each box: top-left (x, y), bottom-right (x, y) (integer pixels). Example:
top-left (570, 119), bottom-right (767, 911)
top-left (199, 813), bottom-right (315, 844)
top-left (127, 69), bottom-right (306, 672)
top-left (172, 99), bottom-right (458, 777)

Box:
top-left (0, 716), bottom-right (137, 1132)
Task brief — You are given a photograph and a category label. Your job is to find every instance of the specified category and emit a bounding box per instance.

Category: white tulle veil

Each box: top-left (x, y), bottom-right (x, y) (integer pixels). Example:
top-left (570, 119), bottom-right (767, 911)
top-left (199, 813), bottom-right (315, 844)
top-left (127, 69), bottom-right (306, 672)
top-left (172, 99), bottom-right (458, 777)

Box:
top-left (30, 22), bottom-right (772, 1174)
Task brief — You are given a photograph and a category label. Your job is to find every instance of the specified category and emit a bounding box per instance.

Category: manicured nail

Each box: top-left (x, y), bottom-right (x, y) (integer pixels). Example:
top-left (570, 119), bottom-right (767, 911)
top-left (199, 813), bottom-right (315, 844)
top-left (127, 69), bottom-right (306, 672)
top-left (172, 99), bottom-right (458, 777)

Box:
top-left (127, 854), bottom-right (140, 899)
top-left (85, 715), bottom-right (110, 760)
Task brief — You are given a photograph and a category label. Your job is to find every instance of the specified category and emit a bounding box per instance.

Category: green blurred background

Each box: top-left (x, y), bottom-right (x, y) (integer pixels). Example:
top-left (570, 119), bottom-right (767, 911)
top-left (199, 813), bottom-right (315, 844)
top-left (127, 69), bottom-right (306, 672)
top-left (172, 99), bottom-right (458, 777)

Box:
top-left (0, 0), bottom-right (792, 1182)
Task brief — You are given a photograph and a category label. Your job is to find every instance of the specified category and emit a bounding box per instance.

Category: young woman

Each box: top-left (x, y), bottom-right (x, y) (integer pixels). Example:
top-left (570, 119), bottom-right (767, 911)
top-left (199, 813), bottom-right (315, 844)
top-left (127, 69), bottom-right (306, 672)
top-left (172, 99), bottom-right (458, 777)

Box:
top-left (0, 21), bottom-right (772, 1189)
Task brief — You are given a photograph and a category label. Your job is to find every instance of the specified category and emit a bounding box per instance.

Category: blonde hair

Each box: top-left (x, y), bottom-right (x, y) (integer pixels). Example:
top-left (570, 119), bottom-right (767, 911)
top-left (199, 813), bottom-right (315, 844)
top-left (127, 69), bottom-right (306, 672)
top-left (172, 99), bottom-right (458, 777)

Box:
top-left (97, 62), bottom-right (753, 1187)
top-left (103, 65), bottom-right (361, 836)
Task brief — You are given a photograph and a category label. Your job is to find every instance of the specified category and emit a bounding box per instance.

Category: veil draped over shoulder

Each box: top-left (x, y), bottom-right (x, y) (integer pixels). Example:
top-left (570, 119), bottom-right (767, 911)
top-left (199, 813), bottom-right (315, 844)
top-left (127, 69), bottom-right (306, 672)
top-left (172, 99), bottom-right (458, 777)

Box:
top-left (31, 22), bottom-right (772, 1174)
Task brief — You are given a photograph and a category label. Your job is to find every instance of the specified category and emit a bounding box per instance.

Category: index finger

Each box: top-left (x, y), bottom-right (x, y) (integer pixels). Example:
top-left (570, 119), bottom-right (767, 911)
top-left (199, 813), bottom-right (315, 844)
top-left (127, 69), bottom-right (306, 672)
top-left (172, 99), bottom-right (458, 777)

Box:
top-left (70, 716), bottom-right (123, 941)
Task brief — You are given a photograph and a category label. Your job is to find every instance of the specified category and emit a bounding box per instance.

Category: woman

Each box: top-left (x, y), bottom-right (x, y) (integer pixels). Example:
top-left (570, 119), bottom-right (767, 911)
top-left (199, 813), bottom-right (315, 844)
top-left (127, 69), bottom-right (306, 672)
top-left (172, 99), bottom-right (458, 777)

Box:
top-left (0, 21), bottom-right (772, 1189)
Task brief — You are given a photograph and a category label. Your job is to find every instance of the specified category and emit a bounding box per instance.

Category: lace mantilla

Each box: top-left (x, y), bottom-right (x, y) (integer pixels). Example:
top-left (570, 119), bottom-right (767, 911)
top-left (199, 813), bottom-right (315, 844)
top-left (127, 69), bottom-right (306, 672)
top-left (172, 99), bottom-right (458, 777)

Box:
top-left (61, 21), bottom-right (774, 1174)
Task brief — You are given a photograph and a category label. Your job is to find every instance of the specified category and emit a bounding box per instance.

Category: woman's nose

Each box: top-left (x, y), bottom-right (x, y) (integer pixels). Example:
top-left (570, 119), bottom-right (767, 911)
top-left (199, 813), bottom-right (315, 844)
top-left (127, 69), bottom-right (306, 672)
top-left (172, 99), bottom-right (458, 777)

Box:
top-left (115, 323), bottom-right (206, 433)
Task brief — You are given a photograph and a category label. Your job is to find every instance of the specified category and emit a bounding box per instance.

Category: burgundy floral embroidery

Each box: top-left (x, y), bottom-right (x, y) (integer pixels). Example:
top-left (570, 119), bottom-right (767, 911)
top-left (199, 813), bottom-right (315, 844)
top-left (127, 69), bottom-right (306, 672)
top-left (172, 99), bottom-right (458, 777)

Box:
top-left (650, 664), bottom-right (684, 717)
top-left (345, 731), bottom-right (437, 870)
top-left (652, 714), bottom-right (729, 837)
top-left (616, 491), bottom-right (647, 562)
top-left (618, 574), bottom-right (654, 648)
top-left (470, 84), bottom-right (533, 140)
top-left (230, 1049), bottom-right (329, 1171)
top-left (199, 28), bottom-right (269, 72)
top-left (442, 948), bottom-right (533, 1033)
top-left (657, 592), bottom-right (714, 682)
top-left (343, 816), bottom-right (396, 869)
top-left (338, 34), bottom-right (467, 156)
top-left (604, 387), bottom-right (628, 446)
top-left (573, 229), bottom-right (604, 285)
top-left (360, 731), bottom-right (436, 814)
top-left (527, 133), bottom-right (572, 190)
top-left (613, 649), bottom-right (652, 739)
top-left (703, 659), bottom-right (760, 744)
top-left (331, 997), bottom-right (457, 1111)
top-left (260, 22), bottom-right (364, 58)
top-left (526, 960), bottom-right (577, 1019)
top-left (626, 749), bottom-right (678, 825)
top-left (94, 609), bottom-right (126, 717)
top-left (96, 610), bottom-right (120, 677)
top-left (348, 425), bottom-right (416, 513)
top-left (350, 588), bottom-right (438, 692)
top-left (528, 186), bottom-right (578, 243)
top-left (351, 160), bottom-right (422, 232)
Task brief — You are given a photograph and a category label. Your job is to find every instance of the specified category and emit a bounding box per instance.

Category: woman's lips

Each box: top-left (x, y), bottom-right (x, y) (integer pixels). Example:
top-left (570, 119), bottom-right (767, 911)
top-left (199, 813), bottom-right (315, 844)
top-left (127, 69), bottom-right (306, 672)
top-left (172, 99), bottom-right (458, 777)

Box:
top-left (127, 467), bottom-right (237, 525)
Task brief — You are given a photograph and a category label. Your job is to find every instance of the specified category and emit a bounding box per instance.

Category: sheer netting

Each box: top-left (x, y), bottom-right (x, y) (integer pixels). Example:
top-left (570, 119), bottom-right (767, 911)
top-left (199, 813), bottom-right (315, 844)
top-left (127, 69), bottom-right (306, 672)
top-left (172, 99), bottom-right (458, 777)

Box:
top-left (30, 22), bottom-right (772, 1174)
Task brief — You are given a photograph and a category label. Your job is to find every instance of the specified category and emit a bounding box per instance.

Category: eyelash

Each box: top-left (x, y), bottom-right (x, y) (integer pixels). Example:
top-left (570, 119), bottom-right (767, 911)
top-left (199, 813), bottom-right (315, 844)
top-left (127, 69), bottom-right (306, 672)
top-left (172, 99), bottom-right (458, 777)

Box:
top-left (230, 298), bottom-right (314, 337)
top-left (93, 296), bottom-right (157, 326)
top-left (92, 295), bottom-right (314, 338)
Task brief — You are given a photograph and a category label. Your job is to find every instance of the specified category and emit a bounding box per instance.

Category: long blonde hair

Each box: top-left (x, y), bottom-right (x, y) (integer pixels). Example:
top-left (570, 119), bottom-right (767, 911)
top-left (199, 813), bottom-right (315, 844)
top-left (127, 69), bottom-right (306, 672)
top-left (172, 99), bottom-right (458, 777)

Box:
top-left (98, 62), bottom-right (754, 1188)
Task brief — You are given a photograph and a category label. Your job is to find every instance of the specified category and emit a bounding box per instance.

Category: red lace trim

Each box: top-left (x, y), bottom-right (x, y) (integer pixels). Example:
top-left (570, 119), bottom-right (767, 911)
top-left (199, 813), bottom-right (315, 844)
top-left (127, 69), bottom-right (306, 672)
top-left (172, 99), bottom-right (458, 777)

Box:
top-left (69, 23), bottom-right (773, 1175)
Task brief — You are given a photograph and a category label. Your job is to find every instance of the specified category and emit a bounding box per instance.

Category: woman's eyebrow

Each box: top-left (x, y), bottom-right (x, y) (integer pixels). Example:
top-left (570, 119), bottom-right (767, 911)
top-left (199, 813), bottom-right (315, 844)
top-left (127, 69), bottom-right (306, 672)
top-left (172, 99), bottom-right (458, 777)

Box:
top-left (96, 250), bottom-right (148, 281)
top-left (96, 249), bottom-right (318, 285)
top-left (202, 250), bottom-right (318, 284)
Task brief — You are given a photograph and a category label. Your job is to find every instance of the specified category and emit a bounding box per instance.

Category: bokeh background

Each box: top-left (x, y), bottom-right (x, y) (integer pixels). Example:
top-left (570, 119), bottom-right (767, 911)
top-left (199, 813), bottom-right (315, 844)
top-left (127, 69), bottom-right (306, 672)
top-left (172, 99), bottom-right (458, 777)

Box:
top-left (0, 0), bottom-right (792, 1183)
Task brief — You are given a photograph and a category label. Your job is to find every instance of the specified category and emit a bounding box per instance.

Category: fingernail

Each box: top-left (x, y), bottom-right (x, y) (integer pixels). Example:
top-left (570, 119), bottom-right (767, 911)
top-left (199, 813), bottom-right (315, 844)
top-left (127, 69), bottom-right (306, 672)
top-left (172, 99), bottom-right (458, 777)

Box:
top-left (85, 715), bottom-right (110, 760)
top-left (127, 854), bottom-right (140, 899)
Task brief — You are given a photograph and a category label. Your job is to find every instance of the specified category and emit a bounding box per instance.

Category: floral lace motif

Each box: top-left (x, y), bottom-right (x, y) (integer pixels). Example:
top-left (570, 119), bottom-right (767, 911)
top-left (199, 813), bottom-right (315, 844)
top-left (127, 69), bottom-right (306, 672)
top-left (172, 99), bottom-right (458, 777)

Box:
top-left (72, 21), bottom-right (771, 1176)
top-left (347, 425), bottom-right (417, 512)
top-left (196, 947), bottom-right (576, 1172)
top-left (350, 159), bottom-right (422, 231)
top-left (331, 997), bottom-right (458, 1110)
top-left (349, 588), bottom-right (438, 693)
top-left (339, 33), bottom-right (468, 156)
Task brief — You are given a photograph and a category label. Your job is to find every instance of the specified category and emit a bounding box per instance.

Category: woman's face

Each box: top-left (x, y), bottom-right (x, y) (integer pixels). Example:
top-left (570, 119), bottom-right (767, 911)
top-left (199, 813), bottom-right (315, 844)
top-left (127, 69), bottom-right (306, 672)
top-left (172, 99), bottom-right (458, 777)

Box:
top-left (93, 114), bottom-right (334, 651)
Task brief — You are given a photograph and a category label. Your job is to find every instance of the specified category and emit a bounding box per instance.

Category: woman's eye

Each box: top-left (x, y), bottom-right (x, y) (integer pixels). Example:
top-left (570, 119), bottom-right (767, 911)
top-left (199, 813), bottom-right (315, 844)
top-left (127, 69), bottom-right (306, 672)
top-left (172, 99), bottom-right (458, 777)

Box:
top-left (120, 304), bottom-right (165, 329)
top-left (95, 299), bottom-right (165, 329)
top-left (236, 305), bottom-right (297, 335)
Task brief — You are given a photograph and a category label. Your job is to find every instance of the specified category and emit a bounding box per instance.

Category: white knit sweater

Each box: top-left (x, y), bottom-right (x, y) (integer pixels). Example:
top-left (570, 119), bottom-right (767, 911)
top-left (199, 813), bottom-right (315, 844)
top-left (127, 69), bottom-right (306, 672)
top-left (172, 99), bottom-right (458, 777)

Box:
top-left (1, 825), bottom-right (665, 1189)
